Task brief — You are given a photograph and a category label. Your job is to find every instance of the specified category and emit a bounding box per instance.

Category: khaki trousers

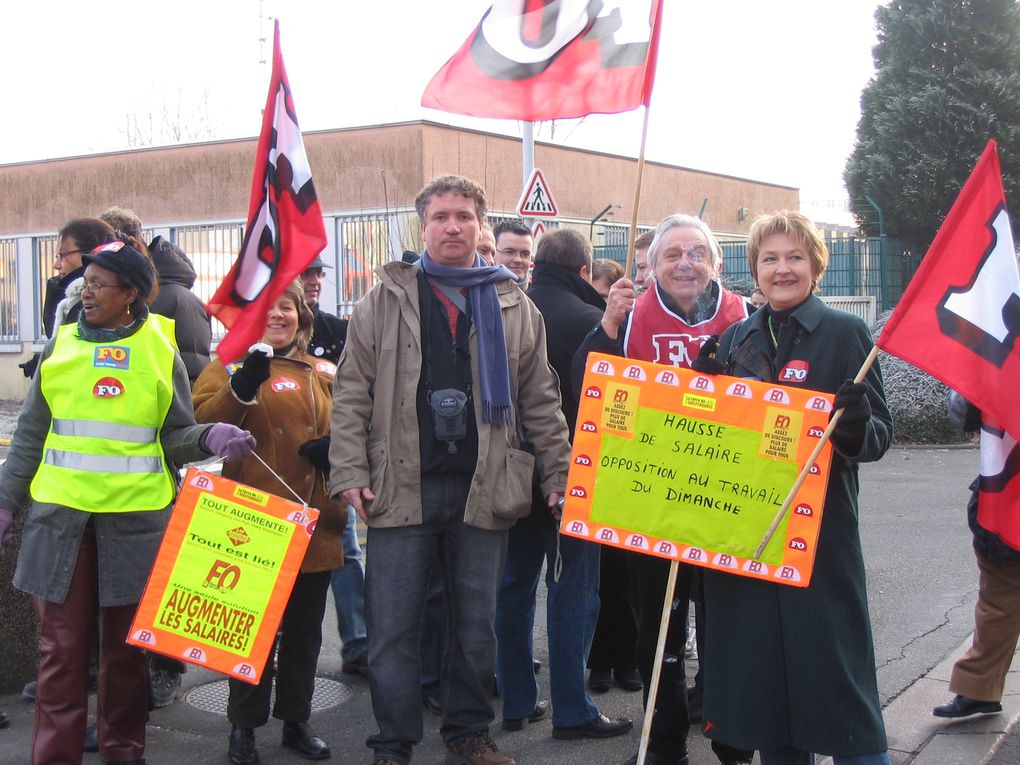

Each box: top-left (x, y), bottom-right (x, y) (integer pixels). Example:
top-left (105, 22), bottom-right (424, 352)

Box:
top-left (949, 549), bottom-right (1020, 702)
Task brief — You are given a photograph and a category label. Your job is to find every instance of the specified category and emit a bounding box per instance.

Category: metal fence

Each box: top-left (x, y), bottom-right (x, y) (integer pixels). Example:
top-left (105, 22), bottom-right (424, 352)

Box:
top-left (173, 222), bottom-right (246, 338)
top-left (720, 236), bottom-right (917, 311)
top-left (9, 218), bottom-right (919, 345)
top-left (0, 238), bottom-right (18, 341)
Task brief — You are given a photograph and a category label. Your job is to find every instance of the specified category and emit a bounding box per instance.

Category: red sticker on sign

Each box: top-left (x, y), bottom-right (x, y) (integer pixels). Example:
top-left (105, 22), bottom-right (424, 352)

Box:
top-left (93, 377), bottom-right (124, 398)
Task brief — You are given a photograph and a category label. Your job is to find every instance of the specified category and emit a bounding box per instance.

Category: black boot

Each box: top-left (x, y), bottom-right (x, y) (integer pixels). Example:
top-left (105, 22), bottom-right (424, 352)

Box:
top-left (282, 721), bottom-right (330, 760)
top-left (228, 726), bottom-right (258, 765)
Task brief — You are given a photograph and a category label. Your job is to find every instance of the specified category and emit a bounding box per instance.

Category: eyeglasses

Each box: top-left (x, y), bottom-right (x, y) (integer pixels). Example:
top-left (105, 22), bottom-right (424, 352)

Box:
top-left (662, 245), bottom-right (708, 264)
top-left (497, 248), bottom-right (532, 260)
top-left (56, 249), bottom-right (85, 260)
top-left (82, 281), bottom-right (125, 295)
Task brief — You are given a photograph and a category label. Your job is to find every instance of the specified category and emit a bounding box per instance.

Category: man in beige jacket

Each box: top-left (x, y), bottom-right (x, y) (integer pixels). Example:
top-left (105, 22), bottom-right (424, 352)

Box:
top-left (330, 175), bottom-right (570, 765)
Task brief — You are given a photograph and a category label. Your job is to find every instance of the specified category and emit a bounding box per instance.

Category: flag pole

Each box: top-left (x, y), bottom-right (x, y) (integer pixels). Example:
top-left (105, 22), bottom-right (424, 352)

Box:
top-left (637, 559), bottom-right (679, 765)
top-left (624, 105), bottom-right (652, 279)
top-left (522, 121), bottom-right (535, 188)
top-left (753, 344), bottom-right (880, 558)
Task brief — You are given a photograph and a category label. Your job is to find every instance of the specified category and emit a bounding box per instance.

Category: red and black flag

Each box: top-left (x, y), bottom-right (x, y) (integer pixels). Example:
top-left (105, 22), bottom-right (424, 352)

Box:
top-left (422, 0), bottom-right (663, 121)
top-left (877, 139), bottom-right (1020, 545)
top-left (207, 20), bottom-right (327, 365)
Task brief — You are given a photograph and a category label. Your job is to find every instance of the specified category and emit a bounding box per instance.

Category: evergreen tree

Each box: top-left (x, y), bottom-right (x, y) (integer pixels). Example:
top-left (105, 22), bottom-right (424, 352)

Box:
top-left (844, 0), bottom-right (1020, 251)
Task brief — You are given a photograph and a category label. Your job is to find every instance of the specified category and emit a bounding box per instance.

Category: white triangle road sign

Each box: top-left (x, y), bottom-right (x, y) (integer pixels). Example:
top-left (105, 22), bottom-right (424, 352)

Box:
top-left (516, 168), bottom-right (558, 218)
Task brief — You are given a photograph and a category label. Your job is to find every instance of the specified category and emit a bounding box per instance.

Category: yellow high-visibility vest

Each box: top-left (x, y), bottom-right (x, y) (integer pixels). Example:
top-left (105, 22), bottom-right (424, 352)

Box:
top-left (32, 315), bottom-right (179, 512)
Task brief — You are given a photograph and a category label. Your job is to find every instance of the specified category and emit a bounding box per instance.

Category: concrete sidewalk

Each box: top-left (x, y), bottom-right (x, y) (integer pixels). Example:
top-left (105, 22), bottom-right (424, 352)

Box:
top-left (875, 634), bottom-right (1020, 765)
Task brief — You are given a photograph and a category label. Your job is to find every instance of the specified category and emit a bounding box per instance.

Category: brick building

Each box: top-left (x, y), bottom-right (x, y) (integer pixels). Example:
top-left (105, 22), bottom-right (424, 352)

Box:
top-left (0, 120), bottom-right (797, 398)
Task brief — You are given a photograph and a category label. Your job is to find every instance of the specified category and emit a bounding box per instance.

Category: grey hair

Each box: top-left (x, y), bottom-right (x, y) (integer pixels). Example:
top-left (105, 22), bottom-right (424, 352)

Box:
top-left (646, 214), bottom-right (723, 275)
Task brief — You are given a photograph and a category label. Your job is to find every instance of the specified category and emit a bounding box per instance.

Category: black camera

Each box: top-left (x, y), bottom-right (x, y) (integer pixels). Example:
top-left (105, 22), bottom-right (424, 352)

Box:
top-left (429, 388), bottom-right (469, 453)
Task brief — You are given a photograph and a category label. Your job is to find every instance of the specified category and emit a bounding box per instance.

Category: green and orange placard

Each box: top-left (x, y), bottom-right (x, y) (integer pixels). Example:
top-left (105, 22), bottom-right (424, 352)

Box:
top-left (128, 468), bottom-right (317, 684)
top-left (561, 353), bottom-right (835, 588)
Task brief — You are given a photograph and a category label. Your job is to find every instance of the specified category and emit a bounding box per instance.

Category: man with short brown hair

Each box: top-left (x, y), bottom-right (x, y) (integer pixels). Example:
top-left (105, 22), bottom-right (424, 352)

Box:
top-left (331, 175), bottom-right (570, 765)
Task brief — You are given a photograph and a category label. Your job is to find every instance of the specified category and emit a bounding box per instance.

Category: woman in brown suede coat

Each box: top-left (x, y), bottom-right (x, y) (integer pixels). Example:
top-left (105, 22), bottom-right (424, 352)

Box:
top-left (193, 281), bottom-right (344, 764)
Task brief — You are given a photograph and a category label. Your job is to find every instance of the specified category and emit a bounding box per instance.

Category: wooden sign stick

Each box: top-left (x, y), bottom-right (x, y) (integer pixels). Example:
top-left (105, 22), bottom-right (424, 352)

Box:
top-left (753, 344), bottom-right (880, 559)
top-left (636, 558), bottom-right (679, 765)
top-left (623, 105), bottom-right (651, 280)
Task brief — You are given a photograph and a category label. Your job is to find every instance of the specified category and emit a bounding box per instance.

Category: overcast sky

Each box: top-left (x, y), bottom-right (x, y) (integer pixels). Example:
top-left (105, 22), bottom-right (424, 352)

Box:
top-left (6, 1), bottom-right (882, 224)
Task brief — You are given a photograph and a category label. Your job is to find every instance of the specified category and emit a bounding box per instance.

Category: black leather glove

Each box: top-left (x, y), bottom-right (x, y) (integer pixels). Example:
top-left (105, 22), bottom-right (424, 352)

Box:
top-left (18, 354), bottom-right (40, 379)
top-left (229, 350), bottom-right (272, 402)
top-left (298, 436), bottom-right (332, 473)
top-left (829, 380), bottom-right (871, 452)
top-left (691, 336), bottom-right (725, 375)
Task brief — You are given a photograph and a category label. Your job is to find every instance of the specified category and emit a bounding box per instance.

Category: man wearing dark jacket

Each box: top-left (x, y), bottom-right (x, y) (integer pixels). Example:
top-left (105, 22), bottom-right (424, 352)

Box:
top-left (301, 255), bottom-right (349, 363)
top-left (148, 235), bottom-right (212, 384)
top-left (495, 228), bottom-right (632, 740)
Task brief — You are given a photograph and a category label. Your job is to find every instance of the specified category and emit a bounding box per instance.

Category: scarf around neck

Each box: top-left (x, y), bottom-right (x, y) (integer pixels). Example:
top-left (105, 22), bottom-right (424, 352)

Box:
top-left (419, 250), bottom-right (517, 426)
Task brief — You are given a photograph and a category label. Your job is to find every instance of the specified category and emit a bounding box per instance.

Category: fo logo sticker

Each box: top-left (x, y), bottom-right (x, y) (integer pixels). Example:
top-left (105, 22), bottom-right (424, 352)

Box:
top-left (271, 377), bottom-right (300, 392)
top-left (94, 346), bottom-right (130, 369)
top-left (93, 377), bottom-right (124, 398)
top-left (779, 360), bottom-right (809, 383)
top-left (315, 361), bottom-right (337, 376)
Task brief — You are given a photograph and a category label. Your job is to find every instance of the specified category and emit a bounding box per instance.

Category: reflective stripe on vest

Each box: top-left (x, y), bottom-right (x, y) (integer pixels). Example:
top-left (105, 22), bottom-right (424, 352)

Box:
top-left (51, 418), bottom-right (158, 444)
top-left (44, 449), bottom-right (165, 474)
top-left (31, 319), bottom-right (177, 512)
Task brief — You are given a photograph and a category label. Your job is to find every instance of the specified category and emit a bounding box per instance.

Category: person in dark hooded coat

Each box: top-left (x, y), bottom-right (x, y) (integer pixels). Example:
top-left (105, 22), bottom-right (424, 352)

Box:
top-left (148, 235), bottom-right (211, 383)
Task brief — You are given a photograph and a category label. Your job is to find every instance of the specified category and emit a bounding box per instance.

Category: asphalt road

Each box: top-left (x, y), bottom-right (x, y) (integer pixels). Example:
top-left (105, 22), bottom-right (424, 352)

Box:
top-left (0, 444), bottom-right (1003, 765)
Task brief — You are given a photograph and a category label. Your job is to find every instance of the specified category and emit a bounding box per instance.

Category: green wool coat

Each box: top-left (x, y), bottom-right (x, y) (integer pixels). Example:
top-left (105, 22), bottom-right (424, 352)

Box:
top-left (701, 294), bottom-right (891, 757)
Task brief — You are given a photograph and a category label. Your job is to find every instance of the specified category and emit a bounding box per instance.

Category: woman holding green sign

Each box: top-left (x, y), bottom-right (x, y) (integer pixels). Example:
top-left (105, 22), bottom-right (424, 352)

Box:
top-left (576, 213), bottom-right (754, 765)
top-left (696, 211), bottom-right (892, 765)
top-left (0, 241), bottom-right (254, 765)
top-left (193, 280), bottom-right (345, 765)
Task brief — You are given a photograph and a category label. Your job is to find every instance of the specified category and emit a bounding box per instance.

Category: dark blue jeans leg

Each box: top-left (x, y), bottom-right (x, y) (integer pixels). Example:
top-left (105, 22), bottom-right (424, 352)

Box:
top-left (419, 551), bottom-right (447, 699)
top-left (495, 519), bottom-right (544, 720)
top-left (364, 511), bottom-right (437, 762)
top-left (329, 506), bottom-right (367, 662)
top-left (544, 529), bottom-right (601, 727)
top-left (437, 479), bottom-right (508, 744)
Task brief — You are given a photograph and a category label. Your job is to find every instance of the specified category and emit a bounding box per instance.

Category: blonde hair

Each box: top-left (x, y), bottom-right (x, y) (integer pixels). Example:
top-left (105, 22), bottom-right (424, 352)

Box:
top-left (747, 211), bottom-right (829, 290)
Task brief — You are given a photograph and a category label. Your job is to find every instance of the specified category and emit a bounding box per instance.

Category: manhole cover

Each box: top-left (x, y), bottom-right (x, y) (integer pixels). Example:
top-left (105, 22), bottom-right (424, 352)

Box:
top-left (185, 677), bottom-right (352, 715)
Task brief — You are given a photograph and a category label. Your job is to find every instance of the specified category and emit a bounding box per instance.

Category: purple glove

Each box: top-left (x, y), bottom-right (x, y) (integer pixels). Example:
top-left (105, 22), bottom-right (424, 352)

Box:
top-left (0, 508), bottom-right (13, 556)
top-left (204, 423), bottom-right (256, 462)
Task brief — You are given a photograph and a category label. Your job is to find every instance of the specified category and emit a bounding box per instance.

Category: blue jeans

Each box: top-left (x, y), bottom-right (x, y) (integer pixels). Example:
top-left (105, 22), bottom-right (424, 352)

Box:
top-left (495, 515), bottom-right (600, 727)
top-left (329, 506), bottom-right (368, 662)
top-left (365, 474), bottom-right (508, 763)
top-left (759, 747), bottom-right (892, 765)
top-left (419, 556), bottom-right (446, 696)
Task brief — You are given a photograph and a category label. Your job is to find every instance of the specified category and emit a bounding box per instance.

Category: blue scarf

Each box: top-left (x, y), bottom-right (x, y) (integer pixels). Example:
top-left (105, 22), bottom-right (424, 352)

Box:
top-left (420, 251), bottom-right (517, 426)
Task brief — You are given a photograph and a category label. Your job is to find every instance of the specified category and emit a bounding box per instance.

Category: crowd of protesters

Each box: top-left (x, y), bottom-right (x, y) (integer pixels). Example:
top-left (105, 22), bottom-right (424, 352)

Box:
top-left (0, 173), bottom-right (962, 765)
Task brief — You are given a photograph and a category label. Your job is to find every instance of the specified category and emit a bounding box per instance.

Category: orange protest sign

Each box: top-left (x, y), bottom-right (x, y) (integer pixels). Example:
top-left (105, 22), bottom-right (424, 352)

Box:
top-left (561, 353), bottom-right (835, 587)
top-left (128, 468), bottom-right (317, 684)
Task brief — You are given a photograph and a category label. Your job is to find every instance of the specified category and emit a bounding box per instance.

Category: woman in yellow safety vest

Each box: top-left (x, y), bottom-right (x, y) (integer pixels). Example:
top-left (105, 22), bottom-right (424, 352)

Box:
top-left (0, 241), bottom-right (255, 765)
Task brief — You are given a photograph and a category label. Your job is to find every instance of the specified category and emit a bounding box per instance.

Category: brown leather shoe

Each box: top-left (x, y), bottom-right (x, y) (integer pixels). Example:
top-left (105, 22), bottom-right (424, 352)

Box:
top-left (445, 732), bottom-right (516, 765)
